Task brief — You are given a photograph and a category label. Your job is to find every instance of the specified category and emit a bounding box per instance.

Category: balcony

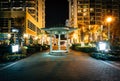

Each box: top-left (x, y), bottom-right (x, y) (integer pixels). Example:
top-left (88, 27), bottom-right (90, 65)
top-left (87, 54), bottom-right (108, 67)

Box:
top-left (0, 11), bottom-right (25, 18)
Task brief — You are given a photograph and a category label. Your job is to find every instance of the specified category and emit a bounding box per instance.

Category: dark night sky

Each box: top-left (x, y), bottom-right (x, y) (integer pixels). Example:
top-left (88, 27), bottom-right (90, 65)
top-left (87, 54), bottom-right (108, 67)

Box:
top-left (45, 0), bottom-right (69, 27)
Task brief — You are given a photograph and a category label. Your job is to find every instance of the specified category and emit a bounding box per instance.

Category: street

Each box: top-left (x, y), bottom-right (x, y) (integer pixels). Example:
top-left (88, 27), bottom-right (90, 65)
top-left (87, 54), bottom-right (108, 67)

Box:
top-left (0, 50), bottom-right (120, 81)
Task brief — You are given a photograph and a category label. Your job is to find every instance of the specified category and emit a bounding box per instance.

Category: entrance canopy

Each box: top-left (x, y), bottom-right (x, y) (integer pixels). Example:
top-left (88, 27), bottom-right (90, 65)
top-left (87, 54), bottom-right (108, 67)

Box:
top-left (41, 27), bottom-right (77, 55)
top-left (42, 27), bottom-right (77, 34)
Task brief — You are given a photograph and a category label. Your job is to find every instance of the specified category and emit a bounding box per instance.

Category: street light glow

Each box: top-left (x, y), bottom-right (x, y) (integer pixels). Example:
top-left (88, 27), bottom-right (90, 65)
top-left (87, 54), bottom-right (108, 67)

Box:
top-left (23, 34), bottom-right (28, 38)
top-left (34, 36), bottom-right (38, 40)
top-left (106, 17), bottom-right (112, 23)
top-left (8, 34), bottom-right (11, 39)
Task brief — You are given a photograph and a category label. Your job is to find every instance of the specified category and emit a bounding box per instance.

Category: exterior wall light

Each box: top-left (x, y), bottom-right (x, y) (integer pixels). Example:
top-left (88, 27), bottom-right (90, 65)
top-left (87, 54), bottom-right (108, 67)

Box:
top-left (8, 33), bottom-right (11, 39)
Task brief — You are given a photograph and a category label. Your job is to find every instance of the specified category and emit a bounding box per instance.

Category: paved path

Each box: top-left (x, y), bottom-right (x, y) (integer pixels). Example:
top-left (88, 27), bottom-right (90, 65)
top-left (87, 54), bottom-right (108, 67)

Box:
top-left (0, 50), bottom-right (120, 81)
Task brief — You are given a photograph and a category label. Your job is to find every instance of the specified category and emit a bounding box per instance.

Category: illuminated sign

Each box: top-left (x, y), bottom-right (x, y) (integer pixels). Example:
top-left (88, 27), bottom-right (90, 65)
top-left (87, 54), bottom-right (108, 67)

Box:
top-left (12, 45), bottom-right (19, 53)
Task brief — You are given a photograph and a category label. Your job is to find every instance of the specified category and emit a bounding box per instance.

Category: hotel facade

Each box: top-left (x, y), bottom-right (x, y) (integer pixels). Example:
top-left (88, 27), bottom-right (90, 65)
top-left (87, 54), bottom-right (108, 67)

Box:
top-left (0, 0), bottom-right (45, 44)
top-left (68, 0), bottom-right (120, 43)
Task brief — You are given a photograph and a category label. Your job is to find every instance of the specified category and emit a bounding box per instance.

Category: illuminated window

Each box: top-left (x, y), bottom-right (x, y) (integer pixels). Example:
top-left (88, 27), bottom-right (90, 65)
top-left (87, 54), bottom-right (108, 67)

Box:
top-left (78, 9), bottom-right (82, 13)
top-left (90, 8), bottom-right (94, 12)
top-left (83, 5), bottom-right (88, 8)
top-left (83, 9), bottom-right (87, 12)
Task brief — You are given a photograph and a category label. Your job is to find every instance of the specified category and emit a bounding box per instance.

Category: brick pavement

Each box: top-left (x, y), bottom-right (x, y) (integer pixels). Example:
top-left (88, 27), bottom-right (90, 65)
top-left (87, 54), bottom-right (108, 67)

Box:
top-left (0, 50), bottom-right (120, 81)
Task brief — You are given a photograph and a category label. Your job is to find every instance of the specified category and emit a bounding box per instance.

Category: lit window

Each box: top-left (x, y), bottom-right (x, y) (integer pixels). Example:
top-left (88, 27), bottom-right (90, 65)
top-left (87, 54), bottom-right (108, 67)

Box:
top-left (78, 9), bottom-right (82, 13)
top-left (90, 8), bottom-right (94, 12)
top-left (83, 9), bottom-right (87, 12)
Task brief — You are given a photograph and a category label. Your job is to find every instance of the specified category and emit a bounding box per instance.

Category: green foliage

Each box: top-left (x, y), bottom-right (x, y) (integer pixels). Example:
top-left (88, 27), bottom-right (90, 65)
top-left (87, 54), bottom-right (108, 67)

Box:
top-left (26, 44), bottom-right (50, 55)
top-left (71, 44), bottom-right (96, 53)
top-left (41, 44), bottom-right (50, 50)
top-left (90, 52), bottom-right (120, 61)
top-left (2, 53), bottom-right (26, 62)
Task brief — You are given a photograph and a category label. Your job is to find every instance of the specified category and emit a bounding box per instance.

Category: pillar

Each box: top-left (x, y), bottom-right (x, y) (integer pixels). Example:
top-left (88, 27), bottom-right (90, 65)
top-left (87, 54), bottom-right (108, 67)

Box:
top-left (8, 19), bottom-right (11, 33)
top-left (66, 33), bottom-right (69, 52)
top-left (50, 33), bottom-right (53, 53)
top-left (58, 34), bottom-right (61, 51)
top-left (73, 0), bottom-right (78, 27)
top-left (68, 0), bottom-right (71, 26)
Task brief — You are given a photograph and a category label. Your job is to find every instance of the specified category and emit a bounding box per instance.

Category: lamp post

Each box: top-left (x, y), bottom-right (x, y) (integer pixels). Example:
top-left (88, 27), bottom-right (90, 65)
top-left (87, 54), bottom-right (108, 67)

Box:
top-left (106, 17), bottom-right (112, 41)
top-left (106, 17), bottom-right (112, 51)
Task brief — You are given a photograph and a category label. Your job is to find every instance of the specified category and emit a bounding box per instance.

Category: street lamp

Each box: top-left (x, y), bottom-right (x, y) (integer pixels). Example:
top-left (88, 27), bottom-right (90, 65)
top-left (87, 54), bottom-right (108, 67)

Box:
top-left (8, 33), bottom-right (11, 39)
top-left (106, 17), bottom-right (113, 51)
top-left (106, 17), bottom-right (112, 40)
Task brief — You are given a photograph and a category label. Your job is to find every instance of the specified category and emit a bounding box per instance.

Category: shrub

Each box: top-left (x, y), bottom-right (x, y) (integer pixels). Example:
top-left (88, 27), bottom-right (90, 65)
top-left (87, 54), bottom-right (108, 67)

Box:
top-left (2, 53), bottom-right (26, 62)
top-left (71, 44), bottom-right (96, 53)
top-left (90, 52), bottom-right (120, 61)
top-left (41, 44), bottom-right (50, 50)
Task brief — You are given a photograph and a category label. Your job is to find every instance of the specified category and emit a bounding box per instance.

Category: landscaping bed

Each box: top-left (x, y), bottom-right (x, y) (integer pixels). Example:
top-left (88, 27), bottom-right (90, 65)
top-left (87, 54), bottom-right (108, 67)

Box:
top-left (90, 52), bottom-right (120, 61)
top-left (1, 53), bottom-right (26, 62)
top-left (70, 44), bottom-right (96, 53)
top-left (70, 43), bottom-right (120, 61)
top-left (26, 44), bottom-right (49, 55)
top-left (0, 44), bottom-right (50, 62)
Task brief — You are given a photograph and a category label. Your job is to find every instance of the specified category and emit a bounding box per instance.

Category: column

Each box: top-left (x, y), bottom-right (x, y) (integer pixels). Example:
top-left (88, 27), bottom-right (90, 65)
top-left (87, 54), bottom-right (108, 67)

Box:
top-left (66, 33), bottom-right (69, 52)
top-left (50, 33), bottom-right (53, 53)
top-left (108, 23), bottom-right (110, 41)
top-left (58, 34), bottom-right (61, 51)
top-left (68, 0), bottom-right (71, 26)
top-left (14, 33), bottom-right (16, 44)
top-left (8, 19), bottom-right (11, 33)
top-left (73, 0), bottom-right (78, 27)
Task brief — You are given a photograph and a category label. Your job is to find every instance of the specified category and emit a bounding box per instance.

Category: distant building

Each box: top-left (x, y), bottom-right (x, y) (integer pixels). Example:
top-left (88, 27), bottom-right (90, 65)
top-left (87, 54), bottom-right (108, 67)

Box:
top-left (68, 0), bottom-right (120, 43)
top-left (0, 0), bottom-right (45, 41)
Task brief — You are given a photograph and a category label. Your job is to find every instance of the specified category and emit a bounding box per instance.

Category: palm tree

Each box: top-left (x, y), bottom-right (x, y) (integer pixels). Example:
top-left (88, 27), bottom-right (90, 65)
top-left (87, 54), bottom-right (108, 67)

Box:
top-left (110, 21), bottom-right (120, 45)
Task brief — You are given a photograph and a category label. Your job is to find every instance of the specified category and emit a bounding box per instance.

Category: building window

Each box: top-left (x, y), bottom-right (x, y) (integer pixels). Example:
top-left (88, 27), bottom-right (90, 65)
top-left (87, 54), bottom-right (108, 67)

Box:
top-left (83, 5), bottom-right (88, 8)
top-left (90, 17), bottom-right (95, 21)
top-left (77, 13), bottom-right (83, 16)
top-left (28, 20), bottom-right (36, 32)
top-left (78, 10), bottom-right (81, 13)
top-left (90, 21), bottom-right (95, 25)
top-left (37, 28), bottom-right (41, 35)
top-left (96, 13), bottom-right (101, 16)
top-left (90, 8), bottom-right (94, 12)
top-left (96, 9), bottom-right (101, 12)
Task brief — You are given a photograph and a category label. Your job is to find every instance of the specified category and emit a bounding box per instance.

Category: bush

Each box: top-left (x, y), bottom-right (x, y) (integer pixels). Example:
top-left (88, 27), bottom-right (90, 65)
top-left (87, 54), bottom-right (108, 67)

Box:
top-left (26, 44), bottom-right (49, 55)
top-left (0, 45), bottom-right (12, 55)
top-left (27, 46), bottom-right (36, 55)
top-left (71, 44), bottom-right (96, 53)
top-left (2, 53), bottom-right (26, 62)
top-left (41, 44), bottom-right (50, 50)
top-left (90, 52), bottom-right (120, 61)
top-left (90, 53), bottom-right (108, 60)
top-left (70, 44), bottom-right (81, 50)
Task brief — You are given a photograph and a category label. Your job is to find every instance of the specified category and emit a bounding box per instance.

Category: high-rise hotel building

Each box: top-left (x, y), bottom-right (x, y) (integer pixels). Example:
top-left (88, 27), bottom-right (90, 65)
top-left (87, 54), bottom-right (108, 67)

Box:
top-left (68, 0), bottom-right (120, 43)
top-left (0, 0), bottom-right (45, 39)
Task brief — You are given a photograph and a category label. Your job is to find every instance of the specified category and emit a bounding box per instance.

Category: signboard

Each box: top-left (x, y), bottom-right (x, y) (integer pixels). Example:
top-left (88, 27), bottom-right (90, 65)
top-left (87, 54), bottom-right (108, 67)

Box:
top-left (12, 45), bottom-right (19, 53)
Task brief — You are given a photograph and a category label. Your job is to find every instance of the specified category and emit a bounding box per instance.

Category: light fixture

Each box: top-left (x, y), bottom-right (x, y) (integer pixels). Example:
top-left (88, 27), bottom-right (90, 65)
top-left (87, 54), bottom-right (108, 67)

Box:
top-left (23, 34), bottom-right (28, 38)
top-left (98, 42), bottom-right (107, 51)
top-left (12, 44), bottom-right (19, 53)
top-left (8, 33), bottom-right (11, 39)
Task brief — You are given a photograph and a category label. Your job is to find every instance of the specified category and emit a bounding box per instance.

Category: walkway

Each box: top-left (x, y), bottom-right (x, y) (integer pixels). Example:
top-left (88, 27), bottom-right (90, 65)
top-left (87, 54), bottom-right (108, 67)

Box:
top-left (0, 50), bottom-right (120, 81)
